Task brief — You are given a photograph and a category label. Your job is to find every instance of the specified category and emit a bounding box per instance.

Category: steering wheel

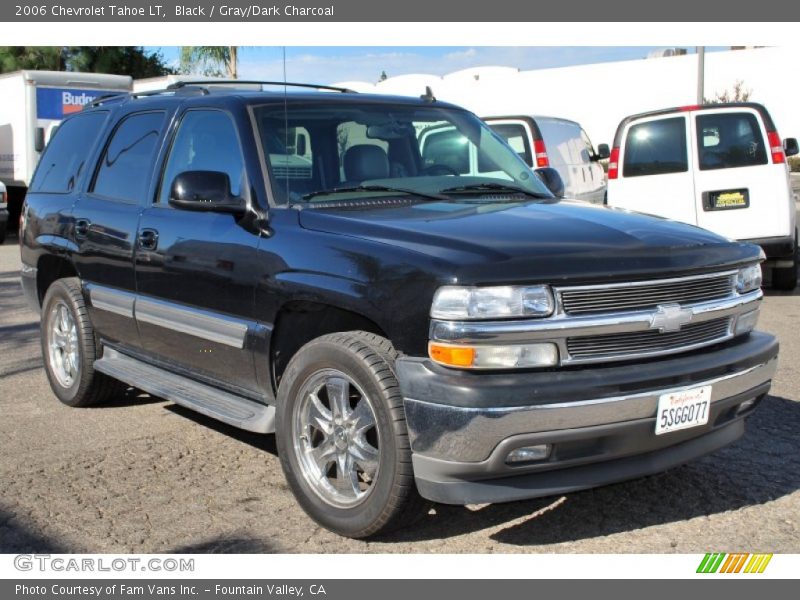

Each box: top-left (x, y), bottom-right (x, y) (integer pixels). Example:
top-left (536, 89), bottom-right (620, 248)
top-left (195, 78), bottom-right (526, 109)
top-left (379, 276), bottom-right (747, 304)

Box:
top-left (421, 164), bottom-right (459, 176)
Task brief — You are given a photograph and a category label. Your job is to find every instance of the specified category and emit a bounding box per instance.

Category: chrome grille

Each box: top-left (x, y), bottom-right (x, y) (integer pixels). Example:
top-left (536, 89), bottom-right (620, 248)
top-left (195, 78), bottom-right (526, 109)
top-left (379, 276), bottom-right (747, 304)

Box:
top-left (559, 273), bottom-right (735, 315)
top-left (566, 317), bottom-right (732, 361)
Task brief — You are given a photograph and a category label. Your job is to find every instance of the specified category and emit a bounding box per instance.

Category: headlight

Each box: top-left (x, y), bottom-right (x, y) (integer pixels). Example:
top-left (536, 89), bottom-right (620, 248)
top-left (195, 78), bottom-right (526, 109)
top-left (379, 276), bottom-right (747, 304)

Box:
top-left (735, 264), bottom-right (762, 294)
top-left (431, 285), bottom-right (554, 319)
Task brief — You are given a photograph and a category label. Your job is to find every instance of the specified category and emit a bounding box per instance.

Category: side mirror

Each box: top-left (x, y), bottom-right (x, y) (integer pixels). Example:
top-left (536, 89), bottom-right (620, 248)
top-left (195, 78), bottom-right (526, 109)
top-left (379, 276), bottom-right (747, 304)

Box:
top-left (595, 143), bottom-right (611, 160)
top-left (34, 127), bottom-right (46, 153)
top-left (169, 171), bottom-right (246, 215)
top-left (784, 138), bottom-right (799, 158)
top-left (535, 167), bottom-right (565, 198)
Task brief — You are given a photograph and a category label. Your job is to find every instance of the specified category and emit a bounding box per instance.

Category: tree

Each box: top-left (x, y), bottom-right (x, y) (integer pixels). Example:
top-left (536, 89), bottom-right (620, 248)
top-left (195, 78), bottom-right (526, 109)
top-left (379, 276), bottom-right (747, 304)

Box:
top-left (66, 47), bottom-right (175, 78)
top-left (0, 47), bottom-right (64, 72)
top-left (180, 46), bottom-right (238, 78)
top-left (0, 46), bottom-right (175, 78)
top-left (705, 80), bottom-right (752, 104)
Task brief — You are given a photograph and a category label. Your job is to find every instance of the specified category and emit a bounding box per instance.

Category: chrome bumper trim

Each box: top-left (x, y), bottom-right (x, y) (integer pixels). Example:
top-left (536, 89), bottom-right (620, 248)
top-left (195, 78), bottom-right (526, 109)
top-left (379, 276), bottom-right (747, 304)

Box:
top-left (403, 355), bottom-right (777, 463)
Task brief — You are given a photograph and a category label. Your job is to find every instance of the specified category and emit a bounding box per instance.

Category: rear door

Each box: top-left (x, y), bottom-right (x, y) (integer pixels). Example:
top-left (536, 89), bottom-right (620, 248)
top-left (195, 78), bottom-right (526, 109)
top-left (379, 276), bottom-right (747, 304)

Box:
top-left (72, 110), bottom-right (168, 351)
top-left (609, 114), bottom-right (696, 224)
top-left (691, 107), bottom-right (790, 240)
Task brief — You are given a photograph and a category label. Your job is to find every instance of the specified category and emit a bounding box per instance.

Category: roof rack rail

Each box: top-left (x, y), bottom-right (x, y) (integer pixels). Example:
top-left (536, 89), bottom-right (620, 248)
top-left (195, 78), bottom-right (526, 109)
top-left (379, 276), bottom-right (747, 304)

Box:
top-left (87, 93), bottom-right (128, 107)
top-left (87, 86), bottom-right (210, 108)
top-left (167, 80), bottom-right (357, 94)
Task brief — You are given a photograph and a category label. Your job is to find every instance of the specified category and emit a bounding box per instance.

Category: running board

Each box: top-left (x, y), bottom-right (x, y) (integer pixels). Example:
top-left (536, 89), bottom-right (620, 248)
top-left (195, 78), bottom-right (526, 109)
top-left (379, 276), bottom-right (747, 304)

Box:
top-left (94, 348), bottom-right (275, 433)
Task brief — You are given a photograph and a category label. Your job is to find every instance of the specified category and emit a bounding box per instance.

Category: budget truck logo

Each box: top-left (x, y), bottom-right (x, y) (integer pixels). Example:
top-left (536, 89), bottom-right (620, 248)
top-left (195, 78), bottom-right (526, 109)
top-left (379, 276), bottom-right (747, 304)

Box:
top-left (697, 553), bottom-right (773, 574)
top-left (36, 87), bottom-right (110, 120)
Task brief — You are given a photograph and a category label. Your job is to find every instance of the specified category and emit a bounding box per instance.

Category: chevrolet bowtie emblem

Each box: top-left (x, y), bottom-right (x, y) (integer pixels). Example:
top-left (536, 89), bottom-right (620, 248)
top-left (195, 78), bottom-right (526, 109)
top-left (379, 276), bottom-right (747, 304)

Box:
top-left (650, 304), bottom-right (693, 333)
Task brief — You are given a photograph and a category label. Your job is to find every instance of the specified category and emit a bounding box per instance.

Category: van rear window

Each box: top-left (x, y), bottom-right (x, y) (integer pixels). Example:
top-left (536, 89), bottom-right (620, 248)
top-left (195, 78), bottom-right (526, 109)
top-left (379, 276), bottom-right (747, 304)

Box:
top-left (487, 123), bottom-right (533, 167)
top-left (30, 112), bottom-right (107, 194)
top-left (623, 117), bottom-right (688, 178)
top-left (696, 112), bottom-right (767, 170)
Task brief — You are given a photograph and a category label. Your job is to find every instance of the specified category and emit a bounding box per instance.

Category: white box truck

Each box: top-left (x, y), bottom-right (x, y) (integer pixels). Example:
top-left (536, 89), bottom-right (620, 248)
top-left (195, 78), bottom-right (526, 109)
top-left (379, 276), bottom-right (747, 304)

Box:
top-left (0, 70), bottom-right (132, 235)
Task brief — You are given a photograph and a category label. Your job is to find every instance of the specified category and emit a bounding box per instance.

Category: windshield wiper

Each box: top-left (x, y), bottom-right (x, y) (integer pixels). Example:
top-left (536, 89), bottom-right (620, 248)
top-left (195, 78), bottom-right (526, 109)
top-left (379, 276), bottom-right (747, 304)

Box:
top-left (302, 185), bottom-right (449, 202)
top-left (440, 182), bottom-right (552, 199)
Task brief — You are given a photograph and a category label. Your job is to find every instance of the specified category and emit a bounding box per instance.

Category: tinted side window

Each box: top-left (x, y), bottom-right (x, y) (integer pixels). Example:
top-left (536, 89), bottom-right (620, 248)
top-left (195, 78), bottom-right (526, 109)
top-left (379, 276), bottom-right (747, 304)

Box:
top-left (30, 112), bottom-right (107, 194)
top-left (92, 111), bottom-right (165, 203)
top-left (488, 123), bottom-right (533, 166)
top-left (696, 112), bottom-right (767, 170)
top-left (623, 117), bottom-right (688, 177)
top-left (159, 110), bottom-right (245, 204)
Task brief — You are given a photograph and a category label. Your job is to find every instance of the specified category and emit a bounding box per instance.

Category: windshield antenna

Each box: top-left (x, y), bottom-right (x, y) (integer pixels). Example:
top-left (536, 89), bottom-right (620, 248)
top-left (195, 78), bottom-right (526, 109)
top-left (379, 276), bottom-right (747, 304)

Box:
top-left (420, 86), bottom-right (436, 103)
top-left (282, 46), bottom-right (290, 194)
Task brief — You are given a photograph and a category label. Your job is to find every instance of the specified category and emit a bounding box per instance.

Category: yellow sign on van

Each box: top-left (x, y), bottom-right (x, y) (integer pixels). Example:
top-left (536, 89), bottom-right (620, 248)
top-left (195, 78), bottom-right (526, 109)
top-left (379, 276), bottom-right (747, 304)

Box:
top-left (715, 191), bottom-right (747, 208)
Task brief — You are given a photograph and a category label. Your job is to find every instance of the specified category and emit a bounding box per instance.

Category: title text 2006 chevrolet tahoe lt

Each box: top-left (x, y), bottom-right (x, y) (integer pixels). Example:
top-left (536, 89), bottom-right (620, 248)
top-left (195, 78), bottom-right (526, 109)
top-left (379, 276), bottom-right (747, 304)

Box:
top-left (20, 82), bottom-right (778, 538)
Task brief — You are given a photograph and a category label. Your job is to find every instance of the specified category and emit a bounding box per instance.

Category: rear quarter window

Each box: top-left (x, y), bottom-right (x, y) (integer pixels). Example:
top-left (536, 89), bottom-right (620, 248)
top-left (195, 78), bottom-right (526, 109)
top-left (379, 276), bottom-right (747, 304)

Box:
top-left (696, 112), bottom-right (767, 170)
top-left (623, 117), bottom-right (688, 177)
top-left (30, 111), bottom-right (108, 194)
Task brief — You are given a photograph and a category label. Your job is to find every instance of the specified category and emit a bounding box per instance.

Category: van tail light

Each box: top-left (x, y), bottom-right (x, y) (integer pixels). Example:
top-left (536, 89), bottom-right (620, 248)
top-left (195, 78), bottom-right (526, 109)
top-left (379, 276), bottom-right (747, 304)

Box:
top-left (767, 131), bottom-right (786, 164)
top-left (607, 147), bottom-right (621, 180)
top-left (533, 139), bottom-right (549, 168)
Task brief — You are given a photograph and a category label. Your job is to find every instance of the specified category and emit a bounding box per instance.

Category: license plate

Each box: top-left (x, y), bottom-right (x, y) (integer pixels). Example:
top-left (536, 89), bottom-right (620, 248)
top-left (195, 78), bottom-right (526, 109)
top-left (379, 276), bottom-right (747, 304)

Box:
top-left (655, 385), bottom-right (712, 435)
top-left (702, 188), bottom-right (749, 211)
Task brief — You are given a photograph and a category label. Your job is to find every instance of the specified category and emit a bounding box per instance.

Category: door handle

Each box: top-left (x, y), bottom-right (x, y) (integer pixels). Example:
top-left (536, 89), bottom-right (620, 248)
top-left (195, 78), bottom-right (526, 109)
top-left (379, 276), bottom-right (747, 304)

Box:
top-left (138, 228), bottom-right (159, 251)
top-left (74, 219), bottom-right (91, 239)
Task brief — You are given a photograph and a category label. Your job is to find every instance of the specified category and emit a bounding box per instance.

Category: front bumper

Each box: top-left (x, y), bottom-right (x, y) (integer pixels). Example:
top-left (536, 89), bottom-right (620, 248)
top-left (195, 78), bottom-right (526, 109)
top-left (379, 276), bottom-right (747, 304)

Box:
top-left (397, 332), bottom-right (778, 505)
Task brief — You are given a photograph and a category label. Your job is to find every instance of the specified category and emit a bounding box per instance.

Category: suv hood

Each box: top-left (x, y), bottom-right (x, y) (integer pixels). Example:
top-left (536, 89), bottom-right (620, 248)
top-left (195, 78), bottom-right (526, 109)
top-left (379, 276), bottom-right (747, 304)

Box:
top-left (298, 199), bottom-right (761, 284)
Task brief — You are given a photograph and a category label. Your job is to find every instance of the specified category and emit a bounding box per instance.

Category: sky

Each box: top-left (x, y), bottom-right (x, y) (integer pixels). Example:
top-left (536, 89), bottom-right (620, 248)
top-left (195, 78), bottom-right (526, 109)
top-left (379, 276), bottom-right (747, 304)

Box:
top-left (149, 46), bottom-right (725, 84)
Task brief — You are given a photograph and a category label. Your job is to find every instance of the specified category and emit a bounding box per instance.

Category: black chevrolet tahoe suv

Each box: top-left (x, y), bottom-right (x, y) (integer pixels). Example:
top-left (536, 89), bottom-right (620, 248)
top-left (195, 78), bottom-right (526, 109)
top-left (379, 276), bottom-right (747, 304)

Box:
top-left (20, 81), bottom-right (778, 538)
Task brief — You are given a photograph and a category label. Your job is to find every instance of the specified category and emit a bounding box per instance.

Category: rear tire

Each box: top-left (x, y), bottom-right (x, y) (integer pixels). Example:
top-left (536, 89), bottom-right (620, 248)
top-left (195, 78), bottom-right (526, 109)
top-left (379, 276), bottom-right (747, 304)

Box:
top-left (0, 221), bottom-right (6, 245)
top-left (40, 278), bottom-right (125, 407)
top-left (275, 331), bottom-right (426, 538)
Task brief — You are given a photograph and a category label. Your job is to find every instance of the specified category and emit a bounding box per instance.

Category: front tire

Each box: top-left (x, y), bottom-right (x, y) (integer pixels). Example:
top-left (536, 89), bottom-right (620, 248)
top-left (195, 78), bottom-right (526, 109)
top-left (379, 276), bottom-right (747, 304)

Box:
top-left (40, 278), bottom-right (124, 407)
top-left (275, 331), bottom-right (424, 538)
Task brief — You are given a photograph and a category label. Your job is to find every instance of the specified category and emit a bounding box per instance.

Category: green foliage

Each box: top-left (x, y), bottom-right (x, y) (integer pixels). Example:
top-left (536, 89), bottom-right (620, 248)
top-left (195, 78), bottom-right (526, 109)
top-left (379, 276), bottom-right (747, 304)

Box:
top-left (788, 155), bottom-right (800, 173)
top-left (0, 47), bottom-right (64, 71)
top-left (180, 47), bottom-right (238, 78)
top-left (0, 46), bottom-right (175, 78)
top-left (66, 47), bottom-right (176, 78)
top-left (704, 80), bottom-right (752, 104)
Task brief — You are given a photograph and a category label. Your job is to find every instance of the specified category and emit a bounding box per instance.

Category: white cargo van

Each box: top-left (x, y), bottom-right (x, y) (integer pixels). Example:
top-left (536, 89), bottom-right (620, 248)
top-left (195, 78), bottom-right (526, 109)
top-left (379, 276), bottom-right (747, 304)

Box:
top-left (483, 115), bottom-right (609, 204)
top-left (0, 70), bottom-right (132, 233)
top-left (606, 103), bottom-right (799, 289)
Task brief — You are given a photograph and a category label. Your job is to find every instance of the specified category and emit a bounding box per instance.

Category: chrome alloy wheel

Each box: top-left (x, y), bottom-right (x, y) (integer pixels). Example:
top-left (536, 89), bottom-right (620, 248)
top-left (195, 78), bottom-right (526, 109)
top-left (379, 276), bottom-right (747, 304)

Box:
top-left (292, 369), bottom-right (381, 508)
top-left (46, 302), bottom-right (80, 388)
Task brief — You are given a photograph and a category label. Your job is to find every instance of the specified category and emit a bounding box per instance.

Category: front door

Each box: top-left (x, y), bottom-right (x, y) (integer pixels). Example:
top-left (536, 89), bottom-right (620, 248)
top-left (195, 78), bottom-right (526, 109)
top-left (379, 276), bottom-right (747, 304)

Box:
top-left (134, 108), bottom-right (262, 395)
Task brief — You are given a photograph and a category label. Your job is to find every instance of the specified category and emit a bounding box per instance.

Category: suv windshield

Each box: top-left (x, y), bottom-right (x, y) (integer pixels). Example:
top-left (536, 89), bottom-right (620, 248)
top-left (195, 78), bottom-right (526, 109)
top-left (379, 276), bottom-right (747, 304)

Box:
top-left (252, 101), bottom-right (552, 205)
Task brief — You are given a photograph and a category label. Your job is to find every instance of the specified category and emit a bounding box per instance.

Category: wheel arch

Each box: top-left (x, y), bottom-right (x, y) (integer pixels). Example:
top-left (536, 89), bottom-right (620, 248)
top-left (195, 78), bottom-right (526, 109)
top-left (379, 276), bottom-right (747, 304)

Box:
top-left (269, 299), bottom-right (390, 395)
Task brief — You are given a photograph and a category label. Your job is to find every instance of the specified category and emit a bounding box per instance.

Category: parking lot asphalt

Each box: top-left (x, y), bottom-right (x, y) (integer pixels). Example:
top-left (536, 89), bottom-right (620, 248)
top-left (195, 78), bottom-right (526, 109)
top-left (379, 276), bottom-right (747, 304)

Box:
top-left (1, 236), bottom-right (799, 554)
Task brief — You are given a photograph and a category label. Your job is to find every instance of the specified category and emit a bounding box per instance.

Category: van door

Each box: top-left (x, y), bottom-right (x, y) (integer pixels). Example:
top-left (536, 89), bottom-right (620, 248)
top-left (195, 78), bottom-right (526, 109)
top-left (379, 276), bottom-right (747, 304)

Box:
top-left (610, 114), bottom-right (696, 224)
top-left (691, 107), bottom-right (789, 240)
top-left (580, 127), bottom-right (607, 204)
